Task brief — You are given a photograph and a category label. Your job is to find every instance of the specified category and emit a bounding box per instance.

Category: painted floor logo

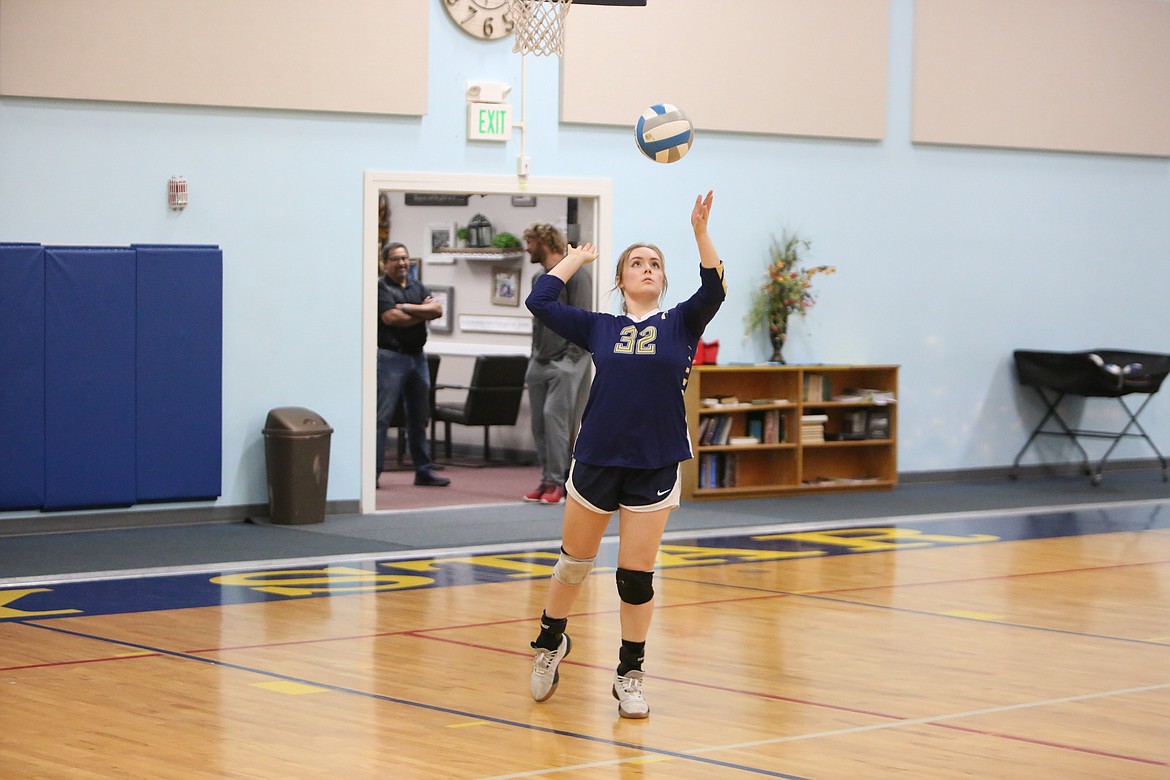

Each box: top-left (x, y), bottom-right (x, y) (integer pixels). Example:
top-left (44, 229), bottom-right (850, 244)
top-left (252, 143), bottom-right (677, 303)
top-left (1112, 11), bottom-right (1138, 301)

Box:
top-left (2, 506), bottom-right (1166, 622)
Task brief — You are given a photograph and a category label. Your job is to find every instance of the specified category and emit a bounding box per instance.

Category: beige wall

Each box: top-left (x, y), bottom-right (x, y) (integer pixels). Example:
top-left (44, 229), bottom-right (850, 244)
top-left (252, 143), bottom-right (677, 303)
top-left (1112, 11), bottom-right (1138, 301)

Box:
top-left (913, 0), bottom-right (1170, 157)
top-left (6, 0), bottom-right (1167, 156)
top-left (561, 0), bottom-right (890, 141)
top-left (0, 0), bottom-right (427, 115)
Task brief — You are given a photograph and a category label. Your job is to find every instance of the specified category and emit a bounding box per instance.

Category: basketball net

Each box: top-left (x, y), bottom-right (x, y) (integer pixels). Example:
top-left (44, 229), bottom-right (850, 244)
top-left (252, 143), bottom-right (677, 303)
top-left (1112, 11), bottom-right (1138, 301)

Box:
top-left (510, 0), bottom-right (572, 58)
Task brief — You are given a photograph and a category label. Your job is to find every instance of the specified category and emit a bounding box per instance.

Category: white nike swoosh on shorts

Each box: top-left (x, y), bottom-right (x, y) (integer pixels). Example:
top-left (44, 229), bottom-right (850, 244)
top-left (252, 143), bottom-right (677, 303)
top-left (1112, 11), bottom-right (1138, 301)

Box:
top-left (656, 489), bottom-right (670, 496)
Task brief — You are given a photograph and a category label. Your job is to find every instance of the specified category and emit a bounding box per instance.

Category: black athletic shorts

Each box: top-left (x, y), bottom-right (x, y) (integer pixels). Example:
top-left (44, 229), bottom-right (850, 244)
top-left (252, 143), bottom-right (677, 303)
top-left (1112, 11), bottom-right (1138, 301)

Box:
top-left (566, 460), bottom-right (681, 514)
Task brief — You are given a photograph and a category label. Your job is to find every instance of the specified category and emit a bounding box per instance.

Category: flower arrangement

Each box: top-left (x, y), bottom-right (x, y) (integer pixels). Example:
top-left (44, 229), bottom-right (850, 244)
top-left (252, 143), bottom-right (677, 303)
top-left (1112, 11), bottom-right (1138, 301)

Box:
top-left (745, 231), bottom-right (835, 363)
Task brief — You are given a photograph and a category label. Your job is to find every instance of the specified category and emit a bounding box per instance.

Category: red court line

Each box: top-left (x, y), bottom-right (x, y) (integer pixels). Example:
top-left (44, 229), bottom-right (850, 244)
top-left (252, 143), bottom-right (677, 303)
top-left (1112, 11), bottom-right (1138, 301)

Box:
top-left (412, 632), bottom-right (1168, 769)
top-left (932, 722), bottom-right (1169, 768)
top-left (9, 568), bottom-right (1165, 771)
top-left (16, 620), bottom-right (813, 780)
top-left (0, 653), bottom-right (161, 672)
top-left (8, 618), bottom-right (1162, 770)
top-left (812, 558), bottom-right (1170, 597)
top-left (10, 554), bottom-right (1160, 668)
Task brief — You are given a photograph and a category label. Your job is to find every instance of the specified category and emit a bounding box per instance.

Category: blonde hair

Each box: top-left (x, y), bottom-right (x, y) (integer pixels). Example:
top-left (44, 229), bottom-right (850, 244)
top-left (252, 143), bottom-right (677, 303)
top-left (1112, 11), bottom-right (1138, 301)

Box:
top-left (522, 223), bottom-right (566, 255)
top-left (612, 242), bottom-right (668, 314)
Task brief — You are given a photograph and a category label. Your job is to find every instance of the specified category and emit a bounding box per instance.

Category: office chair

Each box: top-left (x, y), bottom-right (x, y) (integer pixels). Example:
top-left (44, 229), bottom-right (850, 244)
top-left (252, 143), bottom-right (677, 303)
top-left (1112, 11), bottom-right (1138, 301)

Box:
top-left (431, 354), bottom-right (528, 465)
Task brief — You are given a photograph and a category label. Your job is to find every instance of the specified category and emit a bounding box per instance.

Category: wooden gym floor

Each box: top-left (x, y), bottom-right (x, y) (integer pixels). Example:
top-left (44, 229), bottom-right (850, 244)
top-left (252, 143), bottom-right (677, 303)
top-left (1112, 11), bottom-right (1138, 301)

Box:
top-left (2, 499), bottom-right (1169, 777)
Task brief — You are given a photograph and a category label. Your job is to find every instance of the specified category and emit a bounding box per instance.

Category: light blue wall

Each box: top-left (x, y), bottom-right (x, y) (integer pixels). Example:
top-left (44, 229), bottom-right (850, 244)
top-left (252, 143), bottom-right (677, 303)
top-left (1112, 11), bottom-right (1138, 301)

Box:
top-left (2, 0), bottom-right (1168, 510)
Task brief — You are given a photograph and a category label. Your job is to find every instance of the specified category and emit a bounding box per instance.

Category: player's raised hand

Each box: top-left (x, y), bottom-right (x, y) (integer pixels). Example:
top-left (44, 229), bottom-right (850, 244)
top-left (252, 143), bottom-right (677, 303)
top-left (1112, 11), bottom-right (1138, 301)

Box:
top-left (567, 242), bottom-right (599, 265)
top-left (691, 190), bottom-right (714, 234)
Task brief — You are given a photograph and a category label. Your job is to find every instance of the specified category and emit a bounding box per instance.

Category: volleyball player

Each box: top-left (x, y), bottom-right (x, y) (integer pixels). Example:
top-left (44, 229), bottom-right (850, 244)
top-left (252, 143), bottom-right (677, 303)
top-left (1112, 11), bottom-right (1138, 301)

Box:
top-left (525, 190), bottom-right (725, 718)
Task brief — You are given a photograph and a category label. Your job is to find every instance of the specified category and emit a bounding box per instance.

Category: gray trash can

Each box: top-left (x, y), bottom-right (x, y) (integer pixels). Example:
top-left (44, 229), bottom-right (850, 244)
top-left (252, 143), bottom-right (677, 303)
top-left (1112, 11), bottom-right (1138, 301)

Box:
top-left (263, 407), bottom-right (333, 525)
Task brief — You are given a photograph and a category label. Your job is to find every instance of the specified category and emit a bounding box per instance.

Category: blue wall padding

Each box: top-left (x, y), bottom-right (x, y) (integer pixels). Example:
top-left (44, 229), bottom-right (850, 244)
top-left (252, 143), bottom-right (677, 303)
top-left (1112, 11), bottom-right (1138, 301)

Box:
top-left (0, 244), bottom-right (47, 510)
top-left (134, 246), bottom-right (223, 501)
top-left (43, 247), bottom-right (138, 510)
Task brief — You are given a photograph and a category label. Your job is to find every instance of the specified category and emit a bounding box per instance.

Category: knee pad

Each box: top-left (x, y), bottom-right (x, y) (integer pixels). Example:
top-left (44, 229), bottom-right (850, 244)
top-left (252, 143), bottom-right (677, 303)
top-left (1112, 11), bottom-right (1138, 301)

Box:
top-left (615, 568), bottom-right (654, 605)
top-left (552, 548), bottom-right (595, 586)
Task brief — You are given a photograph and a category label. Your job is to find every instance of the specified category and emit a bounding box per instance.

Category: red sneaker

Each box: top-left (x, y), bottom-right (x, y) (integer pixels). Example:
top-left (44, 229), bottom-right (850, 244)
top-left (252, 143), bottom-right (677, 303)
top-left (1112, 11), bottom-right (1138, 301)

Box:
top-left (523, 482), bottom-right (550, 502)
top-left (540, 485), bottom-right (566, 504)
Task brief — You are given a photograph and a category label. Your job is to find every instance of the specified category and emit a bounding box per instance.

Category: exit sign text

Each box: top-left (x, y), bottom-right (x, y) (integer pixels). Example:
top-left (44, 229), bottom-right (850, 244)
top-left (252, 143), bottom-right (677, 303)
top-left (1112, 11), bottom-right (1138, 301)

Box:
top-left (468, 102), bottom-right (513, 141)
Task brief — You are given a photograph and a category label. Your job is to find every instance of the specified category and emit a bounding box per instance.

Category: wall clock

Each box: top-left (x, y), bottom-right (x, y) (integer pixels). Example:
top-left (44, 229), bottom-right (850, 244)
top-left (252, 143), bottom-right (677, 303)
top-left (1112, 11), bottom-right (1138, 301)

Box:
top-left (443, 0), bottom-right (514, 41)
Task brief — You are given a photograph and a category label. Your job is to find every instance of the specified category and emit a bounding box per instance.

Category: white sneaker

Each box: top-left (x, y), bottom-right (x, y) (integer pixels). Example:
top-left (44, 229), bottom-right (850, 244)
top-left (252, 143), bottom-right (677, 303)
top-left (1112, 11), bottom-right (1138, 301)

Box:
top-left (530, 634), bottom-right (571, 702)
top-left (612, 670), bottom-right (650, 719)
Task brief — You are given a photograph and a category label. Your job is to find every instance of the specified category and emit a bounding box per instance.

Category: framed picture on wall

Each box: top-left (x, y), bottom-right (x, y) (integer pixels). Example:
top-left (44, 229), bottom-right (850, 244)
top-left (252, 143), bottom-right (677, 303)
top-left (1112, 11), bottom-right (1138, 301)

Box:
top-left (423, 222), bottom-right (453, 265)
top-left (491, 267), bottom-right (521, 306)
top-left (428, 285), bottom-right (453, 333)
top-left (511, 195), bottom-right (537, 207)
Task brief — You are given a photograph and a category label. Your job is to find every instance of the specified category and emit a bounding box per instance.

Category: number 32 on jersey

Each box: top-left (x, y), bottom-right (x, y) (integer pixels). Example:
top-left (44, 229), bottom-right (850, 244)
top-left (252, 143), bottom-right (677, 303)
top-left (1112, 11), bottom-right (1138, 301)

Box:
top-left (614, 325), bottom-right (657, 355)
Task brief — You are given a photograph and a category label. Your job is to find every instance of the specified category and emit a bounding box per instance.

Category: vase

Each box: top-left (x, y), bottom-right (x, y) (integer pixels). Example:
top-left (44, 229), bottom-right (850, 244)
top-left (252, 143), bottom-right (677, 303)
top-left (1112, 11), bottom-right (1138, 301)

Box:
top-left (768, 327), bottom-right (787, 364)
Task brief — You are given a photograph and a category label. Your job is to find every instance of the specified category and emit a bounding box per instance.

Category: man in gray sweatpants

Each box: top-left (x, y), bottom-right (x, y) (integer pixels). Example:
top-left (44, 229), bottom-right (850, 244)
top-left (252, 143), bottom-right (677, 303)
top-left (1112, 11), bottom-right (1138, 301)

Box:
top-left (522, 223), bottom-right (592, 504)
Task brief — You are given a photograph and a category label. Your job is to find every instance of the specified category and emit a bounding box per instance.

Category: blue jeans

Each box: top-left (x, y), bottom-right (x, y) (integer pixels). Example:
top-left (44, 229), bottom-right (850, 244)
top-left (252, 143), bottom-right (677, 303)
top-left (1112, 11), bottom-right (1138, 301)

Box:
top-left (376, 349), bottom-right (434, 476)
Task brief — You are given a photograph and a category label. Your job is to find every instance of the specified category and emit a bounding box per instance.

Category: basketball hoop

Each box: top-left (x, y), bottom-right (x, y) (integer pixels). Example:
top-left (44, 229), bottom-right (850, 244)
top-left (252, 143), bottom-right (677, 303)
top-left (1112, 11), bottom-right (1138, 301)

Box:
top-left (510, 0), bottom-right (572, 58)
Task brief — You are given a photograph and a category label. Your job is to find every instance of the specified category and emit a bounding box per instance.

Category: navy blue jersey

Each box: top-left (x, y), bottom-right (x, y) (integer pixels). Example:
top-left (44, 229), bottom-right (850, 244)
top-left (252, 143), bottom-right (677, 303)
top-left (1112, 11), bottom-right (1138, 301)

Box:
top-left (526, 262), bottom-right (726, 468)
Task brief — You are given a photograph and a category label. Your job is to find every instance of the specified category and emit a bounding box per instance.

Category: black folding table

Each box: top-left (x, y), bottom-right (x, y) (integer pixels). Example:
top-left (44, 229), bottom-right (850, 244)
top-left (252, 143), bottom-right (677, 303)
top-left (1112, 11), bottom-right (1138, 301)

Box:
top-left (1010, 349), bottom-right (1170, 486)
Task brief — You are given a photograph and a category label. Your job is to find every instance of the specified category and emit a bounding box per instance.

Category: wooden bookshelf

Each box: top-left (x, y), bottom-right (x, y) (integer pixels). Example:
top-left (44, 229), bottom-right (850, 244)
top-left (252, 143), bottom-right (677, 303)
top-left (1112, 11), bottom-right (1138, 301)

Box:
top-left (682, 364), bottom-right (898, 500)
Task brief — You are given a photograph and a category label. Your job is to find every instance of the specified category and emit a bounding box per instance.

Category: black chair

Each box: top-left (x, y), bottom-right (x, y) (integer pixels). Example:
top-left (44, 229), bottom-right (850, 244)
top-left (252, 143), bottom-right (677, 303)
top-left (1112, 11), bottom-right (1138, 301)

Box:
top-left (387, 353), bottom-right (440, 468)
top-left (431, 354), bottom-right (528, 465)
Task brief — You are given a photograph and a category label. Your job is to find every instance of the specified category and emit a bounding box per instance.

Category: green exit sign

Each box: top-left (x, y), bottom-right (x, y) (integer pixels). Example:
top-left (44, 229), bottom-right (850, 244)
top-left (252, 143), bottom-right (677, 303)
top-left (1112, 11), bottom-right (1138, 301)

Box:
top-left (467, 102), bottom-right (512, 141)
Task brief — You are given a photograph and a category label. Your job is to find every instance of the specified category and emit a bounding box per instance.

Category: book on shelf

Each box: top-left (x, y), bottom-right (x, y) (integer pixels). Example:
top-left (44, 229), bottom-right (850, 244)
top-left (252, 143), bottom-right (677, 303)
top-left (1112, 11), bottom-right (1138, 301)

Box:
top-left (722, 453), bottom-right (737, 487)
top-left (802, 373), bottom-right (831, 402)
top-left (842, 409), bottom-right (868, 440)
top-left (763, 408), bottom-right (786, 443)
top-left (699, 414), bottom-right (734, 446)
top-left (805, 475), bottom-right (881, 486)
top-left (701, 395), bottom-right (743, 408)
top-left (697, 452), bottom-right (738, 489)
top-left (714, 414), bottom-right (733, 445)
top-left (746, 412), bottom-right (764, 441)
top-left (833, 387), bottom-right (897, 404)
top-left (865, 408), bottom-right (891, 439)
top-left (698, 416), bottom-right (715, 445)
top-left (800, 413), bottom-right (827, 443)
top-left (728, 435), bottom-right (760, 446)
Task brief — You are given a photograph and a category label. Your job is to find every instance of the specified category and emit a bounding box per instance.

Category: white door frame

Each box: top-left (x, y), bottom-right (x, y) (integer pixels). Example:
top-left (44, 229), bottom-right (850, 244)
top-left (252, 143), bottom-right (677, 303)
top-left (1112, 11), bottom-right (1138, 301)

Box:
top-left (360, 171), bottom-right (613, 515)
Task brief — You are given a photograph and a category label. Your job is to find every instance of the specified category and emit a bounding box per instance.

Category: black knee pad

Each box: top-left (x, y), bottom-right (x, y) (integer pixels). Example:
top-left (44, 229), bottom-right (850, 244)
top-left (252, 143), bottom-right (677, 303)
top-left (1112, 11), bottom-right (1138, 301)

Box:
top-left (615, 568), bottom-right (654, 605)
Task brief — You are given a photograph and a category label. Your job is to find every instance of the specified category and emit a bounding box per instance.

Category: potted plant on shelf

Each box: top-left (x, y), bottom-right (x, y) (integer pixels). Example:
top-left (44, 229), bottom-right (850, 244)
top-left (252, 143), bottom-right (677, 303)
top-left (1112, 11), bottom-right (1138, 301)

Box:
top-left (744, 231), bottom-right (835, 364)
top-left (491, 232), bottom-right (522, 249)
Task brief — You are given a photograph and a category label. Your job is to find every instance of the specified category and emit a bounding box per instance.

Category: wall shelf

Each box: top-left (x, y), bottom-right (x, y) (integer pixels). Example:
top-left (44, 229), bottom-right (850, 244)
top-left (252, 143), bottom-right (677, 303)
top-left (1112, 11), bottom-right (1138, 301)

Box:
top-left (683, 364), bottom-right (899, 500)
top-left (436, 248), bottom-right (524, 263)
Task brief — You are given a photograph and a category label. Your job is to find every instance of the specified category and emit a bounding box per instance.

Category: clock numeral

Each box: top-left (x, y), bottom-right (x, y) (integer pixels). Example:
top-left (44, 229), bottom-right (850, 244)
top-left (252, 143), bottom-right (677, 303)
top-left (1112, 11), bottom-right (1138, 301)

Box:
top-left (447, 1), bottom-right (513, 40)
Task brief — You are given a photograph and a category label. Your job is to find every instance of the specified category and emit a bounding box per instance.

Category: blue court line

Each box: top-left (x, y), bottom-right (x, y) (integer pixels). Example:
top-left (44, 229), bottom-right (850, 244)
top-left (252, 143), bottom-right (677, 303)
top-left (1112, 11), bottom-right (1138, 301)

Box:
top-left (21, 620), bottom-right (811, 780)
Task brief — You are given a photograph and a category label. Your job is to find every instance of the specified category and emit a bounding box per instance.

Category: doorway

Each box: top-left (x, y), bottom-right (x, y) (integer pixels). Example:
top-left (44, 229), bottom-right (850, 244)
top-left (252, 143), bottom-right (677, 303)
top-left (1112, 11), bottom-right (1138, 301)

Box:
top-left (361, 172), bottom-right (613, 514)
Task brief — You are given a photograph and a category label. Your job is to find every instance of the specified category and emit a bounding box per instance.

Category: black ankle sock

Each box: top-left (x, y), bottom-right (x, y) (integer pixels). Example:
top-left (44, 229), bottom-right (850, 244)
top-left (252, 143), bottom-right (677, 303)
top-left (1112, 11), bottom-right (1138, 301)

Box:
top-left (533, 611), bottom-right (568, 651)
top-left (617, 639), bottom-right (645, 676)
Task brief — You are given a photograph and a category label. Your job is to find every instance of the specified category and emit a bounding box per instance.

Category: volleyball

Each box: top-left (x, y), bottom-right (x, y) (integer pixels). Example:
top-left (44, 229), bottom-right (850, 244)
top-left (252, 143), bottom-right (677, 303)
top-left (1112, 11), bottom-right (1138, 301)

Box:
top-left (634, 103), bottom-right (693, 164)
